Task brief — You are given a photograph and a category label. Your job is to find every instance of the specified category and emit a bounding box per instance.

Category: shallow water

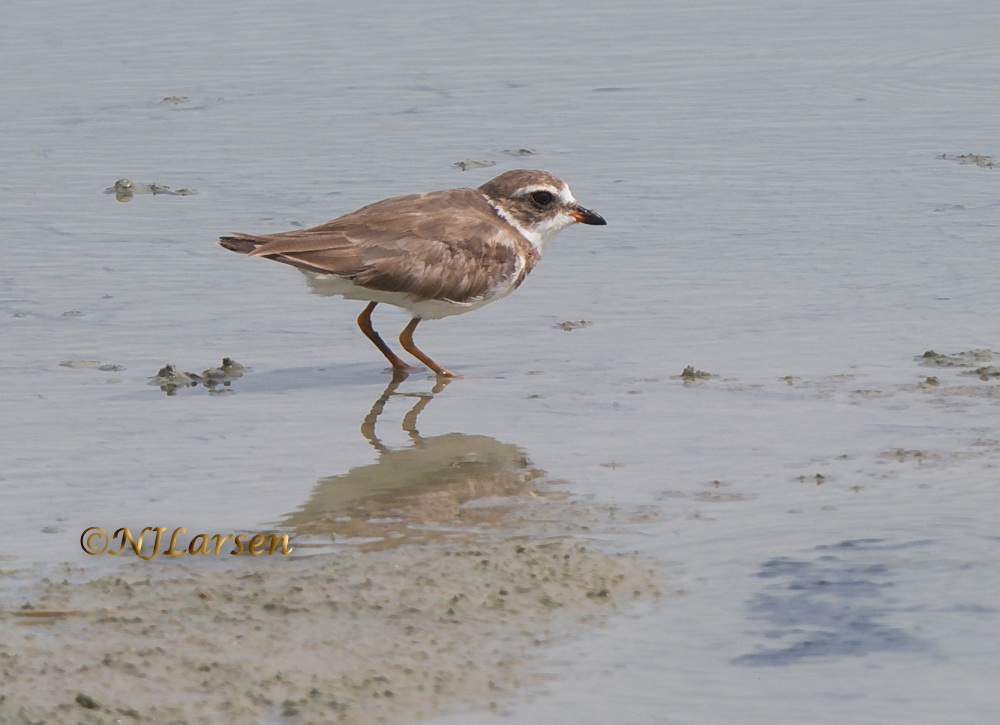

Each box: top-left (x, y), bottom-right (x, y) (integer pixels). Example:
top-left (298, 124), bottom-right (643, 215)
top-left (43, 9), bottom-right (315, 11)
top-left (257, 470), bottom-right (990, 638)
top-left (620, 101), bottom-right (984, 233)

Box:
top-left (3, 0), bottom-right (1000, 722)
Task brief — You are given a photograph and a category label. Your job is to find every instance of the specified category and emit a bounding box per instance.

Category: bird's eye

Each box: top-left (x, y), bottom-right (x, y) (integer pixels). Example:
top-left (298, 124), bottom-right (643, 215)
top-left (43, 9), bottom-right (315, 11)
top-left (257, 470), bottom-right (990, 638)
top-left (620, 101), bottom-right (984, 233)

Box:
top-left (530, 191), bottom-right (554, 206)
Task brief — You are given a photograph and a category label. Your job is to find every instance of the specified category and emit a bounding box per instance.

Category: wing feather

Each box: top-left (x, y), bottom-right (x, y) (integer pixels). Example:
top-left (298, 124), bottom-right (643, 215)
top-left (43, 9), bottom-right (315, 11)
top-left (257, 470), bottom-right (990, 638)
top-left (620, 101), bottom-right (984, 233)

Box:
top-left (220, 188), bottom-right (530, 302)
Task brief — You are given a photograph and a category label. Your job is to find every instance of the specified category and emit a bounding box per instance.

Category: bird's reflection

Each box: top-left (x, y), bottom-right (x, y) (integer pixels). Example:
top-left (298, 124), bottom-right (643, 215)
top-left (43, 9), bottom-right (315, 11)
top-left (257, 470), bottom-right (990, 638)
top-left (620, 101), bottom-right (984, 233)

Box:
top-left (280, 372), bottom-right (547, 549)
top-left (359, 369), bottom-right (451, 452)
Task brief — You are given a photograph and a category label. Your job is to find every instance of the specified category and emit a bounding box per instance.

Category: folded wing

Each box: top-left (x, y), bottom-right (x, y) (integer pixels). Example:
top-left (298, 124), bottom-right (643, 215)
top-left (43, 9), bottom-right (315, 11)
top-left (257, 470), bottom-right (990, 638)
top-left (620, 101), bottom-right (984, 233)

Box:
top-left (220, 188), bottom-right (526, 303)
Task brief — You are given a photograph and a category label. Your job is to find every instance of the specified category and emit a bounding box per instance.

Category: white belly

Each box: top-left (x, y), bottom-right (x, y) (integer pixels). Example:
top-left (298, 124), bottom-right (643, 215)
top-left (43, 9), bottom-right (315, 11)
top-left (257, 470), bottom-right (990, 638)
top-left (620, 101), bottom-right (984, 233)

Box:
top-left (299, 270), bottom-right (519, 320)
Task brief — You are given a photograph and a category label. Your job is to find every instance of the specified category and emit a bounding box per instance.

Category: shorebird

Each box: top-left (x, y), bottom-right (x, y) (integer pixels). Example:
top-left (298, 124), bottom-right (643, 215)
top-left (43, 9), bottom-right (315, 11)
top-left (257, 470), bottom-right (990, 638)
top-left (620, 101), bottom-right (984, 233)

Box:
top-left (219, 169), bottom-right (606, 376)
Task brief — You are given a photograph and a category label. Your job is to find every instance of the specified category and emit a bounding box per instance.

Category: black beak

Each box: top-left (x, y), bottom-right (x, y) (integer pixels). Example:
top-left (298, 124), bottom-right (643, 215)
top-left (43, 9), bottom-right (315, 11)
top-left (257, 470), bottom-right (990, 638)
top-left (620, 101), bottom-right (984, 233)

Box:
top-left (572, 205), bottom-right (607, 226)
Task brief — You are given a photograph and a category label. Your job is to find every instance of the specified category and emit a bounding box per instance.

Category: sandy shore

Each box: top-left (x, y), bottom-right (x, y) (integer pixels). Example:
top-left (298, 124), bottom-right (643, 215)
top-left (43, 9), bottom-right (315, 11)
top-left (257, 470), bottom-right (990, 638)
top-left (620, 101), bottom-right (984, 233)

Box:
top-left (0, 488), bottom-right (660, 724)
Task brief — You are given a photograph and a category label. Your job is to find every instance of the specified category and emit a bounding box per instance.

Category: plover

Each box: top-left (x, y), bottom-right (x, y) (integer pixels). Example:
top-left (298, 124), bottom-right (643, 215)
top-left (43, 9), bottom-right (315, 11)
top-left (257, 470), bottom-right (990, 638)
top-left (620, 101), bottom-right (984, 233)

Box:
top-left (219, 169), bottom-right (606, 377)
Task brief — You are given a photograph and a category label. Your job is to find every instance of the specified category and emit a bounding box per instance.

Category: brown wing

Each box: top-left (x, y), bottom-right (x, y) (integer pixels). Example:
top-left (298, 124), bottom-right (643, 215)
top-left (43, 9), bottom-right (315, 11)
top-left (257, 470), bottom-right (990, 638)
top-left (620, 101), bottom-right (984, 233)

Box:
top-left (220, 188), bottom-right (526, 303)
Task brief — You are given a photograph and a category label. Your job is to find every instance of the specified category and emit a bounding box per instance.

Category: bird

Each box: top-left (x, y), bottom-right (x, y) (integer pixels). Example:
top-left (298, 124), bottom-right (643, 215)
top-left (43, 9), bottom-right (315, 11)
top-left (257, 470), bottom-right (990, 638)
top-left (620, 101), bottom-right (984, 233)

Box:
top-left (219, 169), bottom-right (606, 377)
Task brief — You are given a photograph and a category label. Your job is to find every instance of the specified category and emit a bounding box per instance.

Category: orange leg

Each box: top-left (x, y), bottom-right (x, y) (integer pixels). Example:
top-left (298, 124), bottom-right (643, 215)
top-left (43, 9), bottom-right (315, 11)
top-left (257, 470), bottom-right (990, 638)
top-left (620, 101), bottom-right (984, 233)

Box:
top-left (357, 302), bottom-right (420, 373)
top-left (399, 317), bottom-right (455, 377)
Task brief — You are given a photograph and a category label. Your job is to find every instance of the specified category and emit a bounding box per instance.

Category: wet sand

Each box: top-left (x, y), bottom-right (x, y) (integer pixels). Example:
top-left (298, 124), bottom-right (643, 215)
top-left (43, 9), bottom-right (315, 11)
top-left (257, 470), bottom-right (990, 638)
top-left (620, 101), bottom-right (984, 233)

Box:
top-left (1, 494), bottom-right (659, 724)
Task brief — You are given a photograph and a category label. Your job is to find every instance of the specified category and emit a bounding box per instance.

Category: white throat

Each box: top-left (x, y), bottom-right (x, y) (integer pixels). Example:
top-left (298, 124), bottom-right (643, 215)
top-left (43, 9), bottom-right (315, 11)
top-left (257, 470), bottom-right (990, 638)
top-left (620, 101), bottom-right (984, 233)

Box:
top-left (484, 196), bottom-right (575, 254)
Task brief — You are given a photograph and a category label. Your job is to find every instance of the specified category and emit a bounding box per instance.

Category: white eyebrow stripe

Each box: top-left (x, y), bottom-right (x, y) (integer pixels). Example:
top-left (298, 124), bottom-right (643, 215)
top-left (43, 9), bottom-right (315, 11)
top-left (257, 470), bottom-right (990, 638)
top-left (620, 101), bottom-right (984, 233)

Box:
top-left (515, 184), bottom-right (577, 205)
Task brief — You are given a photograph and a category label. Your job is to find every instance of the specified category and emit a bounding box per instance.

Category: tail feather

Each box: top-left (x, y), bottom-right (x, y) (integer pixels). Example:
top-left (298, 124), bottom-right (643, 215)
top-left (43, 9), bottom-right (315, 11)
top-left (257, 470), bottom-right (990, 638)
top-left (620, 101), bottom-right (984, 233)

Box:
top-left (219, 234), bottom-right (338, 276)
top-left (219, 235), bottom-right (263, 254)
